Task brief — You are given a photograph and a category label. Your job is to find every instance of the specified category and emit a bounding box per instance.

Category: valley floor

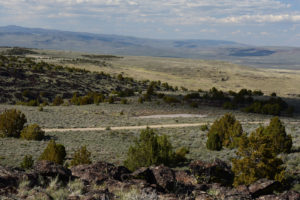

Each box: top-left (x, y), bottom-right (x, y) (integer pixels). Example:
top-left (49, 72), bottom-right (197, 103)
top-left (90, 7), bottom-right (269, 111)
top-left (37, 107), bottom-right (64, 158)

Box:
top-left (0, 103), bottom-right (299, 178)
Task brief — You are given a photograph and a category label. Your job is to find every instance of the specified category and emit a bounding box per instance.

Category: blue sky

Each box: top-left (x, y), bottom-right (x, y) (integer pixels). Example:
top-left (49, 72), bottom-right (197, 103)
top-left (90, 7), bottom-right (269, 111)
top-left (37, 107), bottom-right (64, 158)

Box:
top-left (0, 0), bottom-right (300, 46)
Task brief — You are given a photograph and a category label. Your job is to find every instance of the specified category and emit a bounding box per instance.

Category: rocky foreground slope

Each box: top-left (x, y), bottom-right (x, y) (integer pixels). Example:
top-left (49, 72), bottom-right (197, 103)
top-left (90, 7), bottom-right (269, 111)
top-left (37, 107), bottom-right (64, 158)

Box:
top-left (1, 160), bottom-right (299, 200)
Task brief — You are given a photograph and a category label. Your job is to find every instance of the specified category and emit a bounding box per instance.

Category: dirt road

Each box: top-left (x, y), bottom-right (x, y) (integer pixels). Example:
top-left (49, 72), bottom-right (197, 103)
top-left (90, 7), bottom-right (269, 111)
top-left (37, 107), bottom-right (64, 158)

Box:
top-left (43, 121), bottom-right (300, 132)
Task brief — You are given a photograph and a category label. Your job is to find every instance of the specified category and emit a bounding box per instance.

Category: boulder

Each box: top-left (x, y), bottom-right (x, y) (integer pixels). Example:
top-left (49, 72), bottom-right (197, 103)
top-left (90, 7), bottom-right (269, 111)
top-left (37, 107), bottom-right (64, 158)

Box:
top-left (82, 189), bottom-right (114, 200)
top-left (131, 167), bottom-right (156, 184)
top-left (71, 161), bottom-right (130, 185)
top-left (220, 186), bottom-right (252, 200)
top-left (248, 179), bottom-right (281, 198)
top-left (195, 192), bottom-right (215, 200)
top-left (23, 189), bottom-right (53, 200)
top-left (34, 160), bottom-right (71, 183)
top-left (189, 159), bottom-right (234, 185)
top-left (150, 165), bottom-right (176, 192)
top-left (257, 190), bottom-right (300, 200)
top-left (175, 170), bottom-right (197, 186)
top-left (0, 165), bottom-right (21, 195)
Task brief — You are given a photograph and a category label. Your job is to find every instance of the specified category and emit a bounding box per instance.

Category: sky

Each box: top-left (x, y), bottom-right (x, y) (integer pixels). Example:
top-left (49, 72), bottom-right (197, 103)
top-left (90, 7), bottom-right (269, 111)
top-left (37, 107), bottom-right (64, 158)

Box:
top-left (0, 0), bottom-right (300, 46)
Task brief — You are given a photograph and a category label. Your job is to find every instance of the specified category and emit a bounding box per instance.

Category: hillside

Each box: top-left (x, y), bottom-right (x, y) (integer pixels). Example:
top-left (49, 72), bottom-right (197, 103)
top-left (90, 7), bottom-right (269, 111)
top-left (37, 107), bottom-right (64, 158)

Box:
top-left (4, 47), bottom-right (298, 98)
top-left (1, 25), bottom-right (300, 70)
top-left (0, 54), bottom-right (148, 104)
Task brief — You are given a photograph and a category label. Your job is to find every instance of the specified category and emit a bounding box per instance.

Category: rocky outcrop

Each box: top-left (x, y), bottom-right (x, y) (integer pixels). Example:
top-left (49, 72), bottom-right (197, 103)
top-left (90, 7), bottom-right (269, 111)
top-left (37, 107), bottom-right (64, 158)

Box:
top-left (150, 165), bottom-right (177, 192)
top-left (34, 160), bottom-right (72, 183)
top-left (190, 158), bottom-right (234, 186)
top-left (0, 166), bottom-right (20, 195)
top-left (71, 161), bottom-right (131, 185)
top-left (0, 160), bottom-right (299, 200)
top-left (248, 179), bottom-right (281, 198)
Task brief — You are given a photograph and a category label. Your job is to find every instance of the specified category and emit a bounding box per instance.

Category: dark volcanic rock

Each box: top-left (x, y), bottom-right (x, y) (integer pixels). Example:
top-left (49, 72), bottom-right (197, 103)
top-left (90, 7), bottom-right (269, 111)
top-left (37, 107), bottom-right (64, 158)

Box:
top-left (82, 189), bottom-right (114, 200)
top-left (150, 165), bottom-right (176, 192)
top-left (248, 179), bottom-right (281, 198)
top-left (0, 166), bottom-right (20, 195)
top-left (34, 160), bottom-right (71, 183)
top-left (131, 167), bottom-right (156, 184)
top-left (189, 159), bottom-right (234, 185)
top-left (257, 190), bottom-right (300, 200)
top-left (22, 188), bottom-right (53, 200)
top-left (175, 170), bottom-right (197, 186)
top-left (71, 161), bottom-right (131, 185)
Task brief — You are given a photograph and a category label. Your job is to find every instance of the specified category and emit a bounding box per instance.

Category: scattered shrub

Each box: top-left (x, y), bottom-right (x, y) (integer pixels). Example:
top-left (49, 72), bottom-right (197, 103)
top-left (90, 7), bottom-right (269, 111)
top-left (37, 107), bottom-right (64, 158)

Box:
top-left (0, 109), bottom-right (27, 138)
top-left (163, 96), bottom-right (180, 104)
top-left (118, 89), bottom-right (134, 97)
top-left (124, 128), bottom-right (187, 171)
top-left (263, 117), bottom-right (292, 154)
top-left (200, 124), bottom-right (209, 131)
top-left (38, 106), bottom-right (43, 111)
top-left (157, 93), bottom-right (165, 99)
top-left (223, 102), bottom-right (235, 110)
top-left (52, 96), bottom-right (64, 106)
top-left (70, 146), bottom-right (92, 167)
top-left (253, 90), bottom-right (264, 96)
top-left (108, 96), bottom-right (114, 104)
top-left (206, 132), bottom-right (222, 151)
top-left (20, 155), bottom-right (34, 169)
top-left (206, 113), bottom-right (243, 150)
top-left (39, 140), bottom-right (66, 165)
top-left (243, 97), bottom-right (289, 116)
top-left (271, 92), bottom-right (277, 97)
top-left (71, 92), bottom-right (104, 105)
top-left (20, 124), bottom-right (45, 141)
top-left (238, 89), bottom-right (252, 96)
top-left (232, 127), bottom-right (286, 186)
top-left (184, 93), bottom-right (200, 100)
top-left (189, 102), bottom-right (198, 108)
top-left (121, 98), bottom-right (128, 104)
top-left (174, 147), bottom-right (189, 163)
top-left (146, 83), bottom-right (155, 96)
top-left (138, 97), bottom-right (144, 104)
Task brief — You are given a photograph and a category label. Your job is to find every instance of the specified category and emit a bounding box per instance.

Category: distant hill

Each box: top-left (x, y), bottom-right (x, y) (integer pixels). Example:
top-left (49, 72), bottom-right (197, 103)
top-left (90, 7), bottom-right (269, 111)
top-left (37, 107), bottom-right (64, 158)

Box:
top-left (1, 25), bottom-right (300, 69)
top-left (0, 25), bottom-right (243, 56)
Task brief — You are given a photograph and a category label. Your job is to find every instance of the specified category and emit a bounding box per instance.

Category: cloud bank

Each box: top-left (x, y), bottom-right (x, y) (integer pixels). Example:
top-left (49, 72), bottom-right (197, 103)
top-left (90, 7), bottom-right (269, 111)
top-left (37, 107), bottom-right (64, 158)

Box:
top-left (0, 0), bottom-right (299, 46)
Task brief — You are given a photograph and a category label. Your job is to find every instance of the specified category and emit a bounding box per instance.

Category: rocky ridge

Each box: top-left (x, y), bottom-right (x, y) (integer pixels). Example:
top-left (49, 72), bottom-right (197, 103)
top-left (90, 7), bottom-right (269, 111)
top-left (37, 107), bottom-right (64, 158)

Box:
top-left (0, 160), bottom-right (299, 200)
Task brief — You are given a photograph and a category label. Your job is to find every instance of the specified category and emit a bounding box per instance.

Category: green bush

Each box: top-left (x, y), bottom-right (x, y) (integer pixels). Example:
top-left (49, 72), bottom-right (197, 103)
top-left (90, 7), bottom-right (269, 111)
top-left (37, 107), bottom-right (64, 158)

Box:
top-left (20, 155), bottom-right (34, 169)
top-left (70, 146), bottom-right (92, 167)
top-left (108, 96), bottom-right (114, 104)
top-left (138, 97), bottom-right (144, 104)
top-left (20, 124), bottom-right (45, 141)
top-left (223, 102), bottom-right (235, 110)
top-left (174, 147), bottom-right (189, 163)
top-left (200, 124), bottom-right (209, 131)
top-left (163, 96), bottom-right (180, 104)
top-left (121, 98), bottom-right (128, 104)
top-left (52, 96), bottom-right (64, 106)
top-left (39, 140), bottom-right (66, 165)
top-left (206, 132), bottom-right (222, 151)
top-left (38, 106), bottom-right (43, 111)
top-left (206, 113), bottom-right (243, 150)
top-left (189, 102), bottom-right (198, 108)
top-left (232, 127), bottom-right (285, 186)
top-left (263, 117), bottom-right (292, 154)
top-left (124, 128), bottom-right (187, 171)
top-left (0, 109), bottom-right (27, 138)
top-left (253, 90), bottom-right (264, 96)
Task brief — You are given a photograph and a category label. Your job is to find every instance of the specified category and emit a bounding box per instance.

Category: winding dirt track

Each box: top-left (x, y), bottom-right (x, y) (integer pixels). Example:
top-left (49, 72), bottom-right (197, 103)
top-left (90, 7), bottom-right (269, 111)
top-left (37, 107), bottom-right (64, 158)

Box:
top-left (43, 121), bottom-right (300, 133)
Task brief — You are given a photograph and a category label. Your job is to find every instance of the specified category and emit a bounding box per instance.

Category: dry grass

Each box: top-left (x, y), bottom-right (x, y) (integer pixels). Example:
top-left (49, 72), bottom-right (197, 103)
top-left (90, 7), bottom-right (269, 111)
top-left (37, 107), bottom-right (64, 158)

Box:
top-left (31, 50), bottom-right (300, 97)
top-left (0, 105), bottom-right (299, 174)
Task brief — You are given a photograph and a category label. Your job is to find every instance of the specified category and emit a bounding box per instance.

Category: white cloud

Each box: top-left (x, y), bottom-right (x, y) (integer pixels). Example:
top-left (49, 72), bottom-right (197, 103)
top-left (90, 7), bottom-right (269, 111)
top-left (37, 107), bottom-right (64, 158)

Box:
top-left (0, 0), bottom-right (299, 37)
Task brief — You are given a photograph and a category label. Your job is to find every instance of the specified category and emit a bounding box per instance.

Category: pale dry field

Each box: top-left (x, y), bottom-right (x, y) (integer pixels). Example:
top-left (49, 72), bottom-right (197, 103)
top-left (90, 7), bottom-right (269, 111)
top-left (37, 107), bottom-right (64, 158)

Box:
top-left (27, 49), bottom-right (300, 97)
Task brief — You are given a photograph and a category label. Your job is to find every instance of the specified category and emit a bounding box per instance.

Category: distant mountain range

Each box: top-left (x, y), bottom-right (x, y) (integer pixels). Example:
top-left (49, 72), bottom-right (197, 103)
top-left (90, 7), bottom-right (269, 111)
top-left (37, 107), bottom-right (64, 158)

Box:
top-left (0, 25), bottom-right (244, 57)
top-left (1, 25), bottom-right (300, 69)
